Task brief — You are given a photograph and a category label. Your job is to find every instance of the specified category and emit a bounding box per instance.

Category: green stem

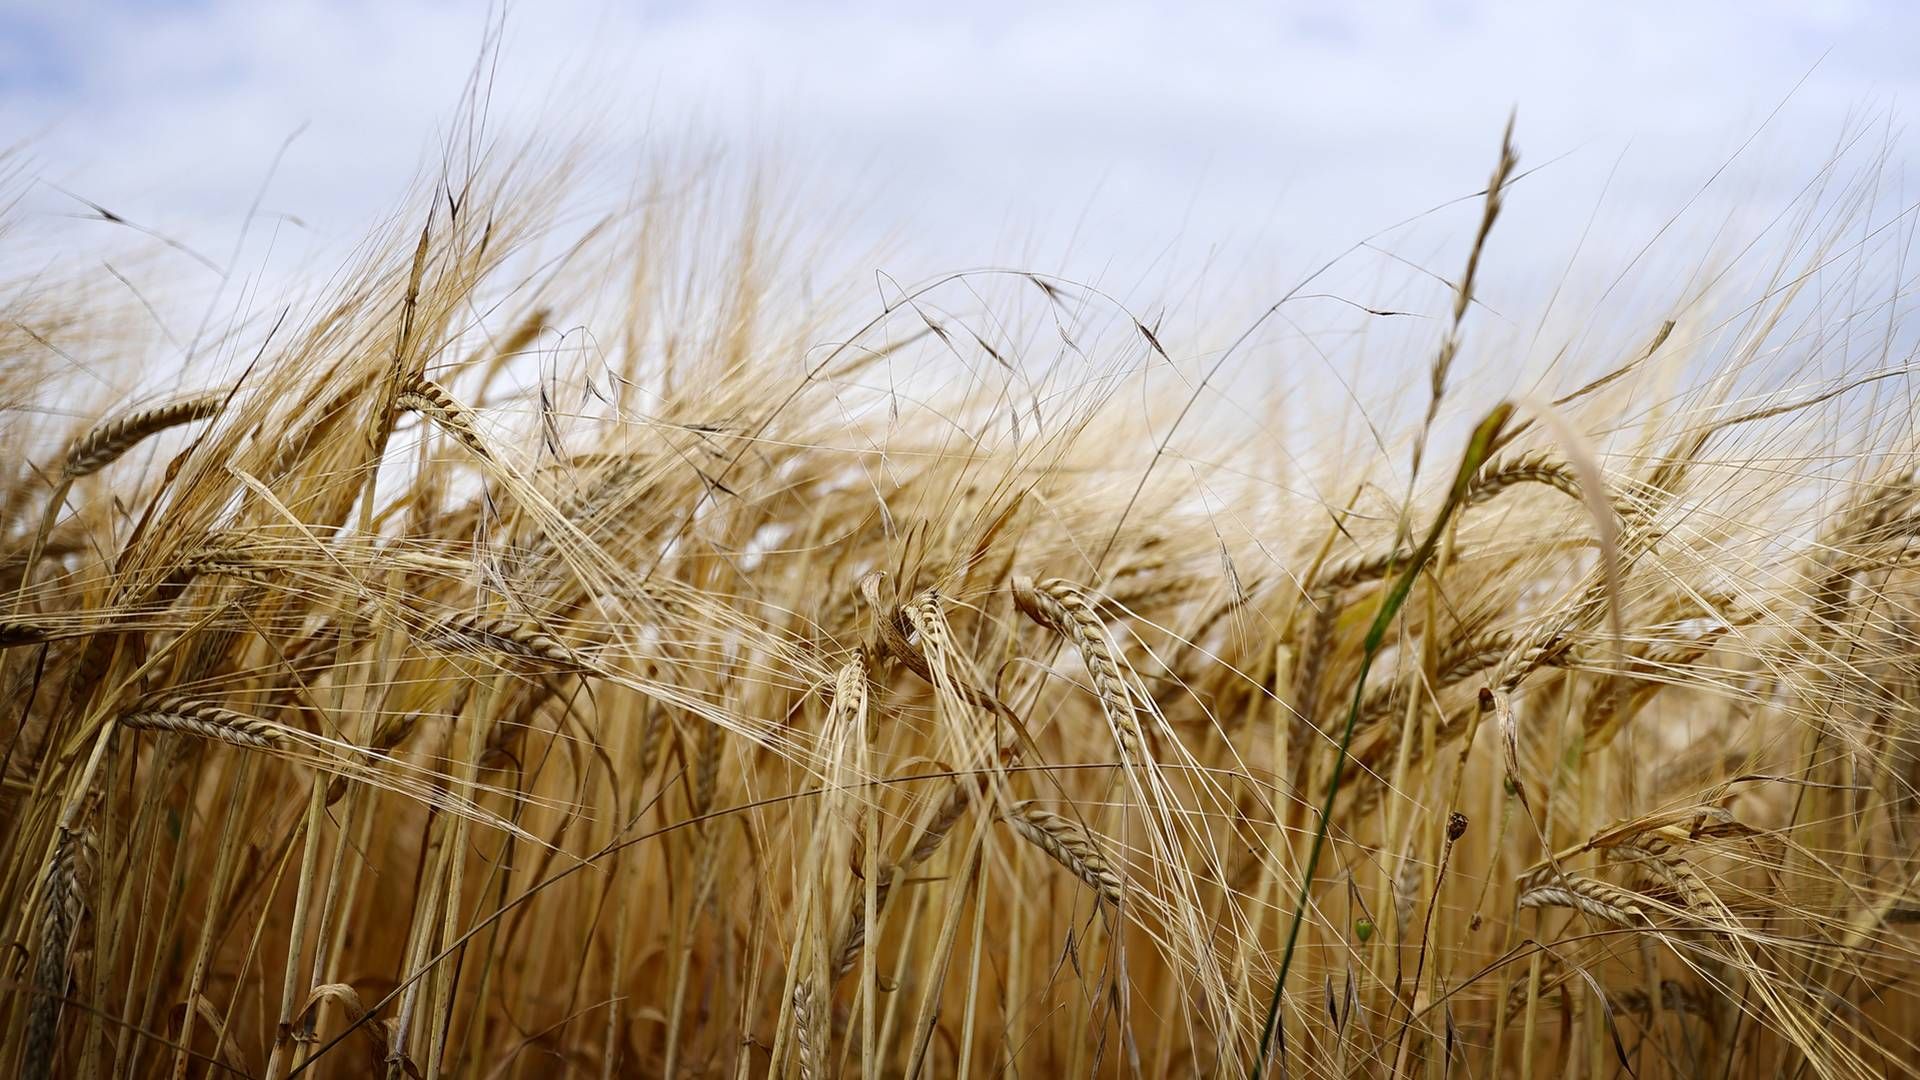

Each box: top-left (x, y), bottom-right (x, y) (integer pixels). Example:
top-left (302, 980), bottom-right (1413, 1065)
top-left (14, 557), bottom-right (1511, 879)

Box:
top-left (1250, 403), bottom-right (1510, 1078)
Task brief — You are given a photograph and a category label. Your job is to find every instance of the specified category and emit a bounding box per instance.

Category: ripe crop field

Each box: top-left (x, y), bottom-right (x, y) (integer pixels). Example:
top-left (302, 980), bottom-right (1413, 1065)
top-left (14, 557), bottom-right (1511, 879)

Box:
top-left (4, 98), bottom-right (1920, 1078)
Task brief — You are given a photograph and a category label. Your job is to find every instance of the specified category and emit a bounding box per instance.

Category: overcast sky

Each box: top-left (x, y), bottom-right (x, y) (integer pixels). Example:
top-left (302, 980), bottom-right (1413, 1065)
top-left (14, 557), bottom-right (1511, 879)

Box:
top-left (3, 1), bottom-right (1918, 391)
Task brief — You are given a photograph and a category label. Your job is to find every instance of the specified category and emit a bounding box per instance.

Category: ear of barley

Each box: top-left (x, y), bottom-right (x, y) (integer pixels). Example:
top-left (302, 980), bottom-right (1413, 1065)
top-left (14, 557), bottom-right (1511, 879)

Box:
top-left (1, 618), bottom-right (50, 647)
top-left (1291, 591), bottom-right (1340, 735)
top-left (1358, 629), bottom-right (1521, 725)
top-left (479, 680), bottom-right (552, 769)
top-left (426, 610), bottom-right (578, 667)
top-left (826, 777), bottom-right (969, 985)
top-left (1464, 450), bottom-right (1583, 507)
top-left (1315, 548), bottom-right (1403, 594)
top-left (791, 979), bottom-right (822, 1080)
top-left (829, 870), bottom-right (895, 980)
top-left (1004, 801), bottom-right (1124, 908)
top-left (555, 456), bottom-right (651, 531)
top-left (692, 719), bottom-right (721, 819)
top-left (1614, 979), bottom-right (1712, 1021)
top-left (395, 374), bottom-right (494, 460)
top-left (176, 545), bottom-right (279, 585)
top-left (62, 393), bottom-right (224, 479)
top-left (1392, 847), bottom-right (1421, 936)
top-left (1349, 628), bottom-right (1584, 776)
top-left (1501, 957), bottom-right (1570, 1022)
top-left (23, 827), bottom-right (90, 1080)
top-left (1607, 836), bottom-right (1715, 910)
top-left (829, 650), bottom-right (871, 744)
top-left (904, 780), bottom-right (971, 870)
top-left (1517, 875), bottom-right (1649, 926)
top-left (329, 704), bottom-right (433, 804)
top-left (900, 589), bottom-right (1019, 736)
top-left (1012, 575), bottom-right (1144, 763)
top-left (637, 697), bottom-right (669, 778)
top-left (120, 695), bottom-right (289, 751)
top-left (818, 597), bottom-right (1001, 990)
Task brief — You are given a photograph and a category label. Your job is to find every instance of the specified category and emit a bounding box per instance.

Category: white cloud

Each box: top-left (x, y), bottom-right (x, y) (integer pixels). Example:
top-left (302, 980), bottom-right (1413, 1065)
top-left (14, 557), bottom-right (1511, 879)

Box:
top-left (4, 0), bottom-right (1916, 373)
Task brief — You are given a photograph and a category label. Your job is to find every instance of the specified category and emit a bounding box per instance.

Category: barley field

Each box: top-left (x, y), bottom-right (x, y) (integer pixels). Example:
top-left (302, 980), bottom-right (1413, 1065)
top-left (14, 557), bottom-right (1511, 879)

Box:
top-left (5, 82), bottom-right (1920, 1080)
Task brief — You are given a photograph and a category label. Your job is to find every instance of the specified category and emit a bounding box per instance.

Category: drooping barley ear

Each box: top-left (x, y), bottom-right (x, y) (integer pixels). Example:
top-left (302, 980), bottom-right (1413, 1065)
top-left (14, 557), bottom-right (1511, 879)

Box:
top-left (1501, 954), bottom-right (1568, 1022)
top-left (479, 679), bottom-right (555, 771)
top-left (693, 719), bottom-right (721, 821)
top-left (266, 622), bottom-right (343, 716)
top-left (61, 392), bottom-right (225, 479)
top-left (120, 695), bottom-right (290, 751)
top-left (1485, 687), bottom-right (1534, 817)
top-left (1004, 801), bottom-right (1124, 908)
top-left (24, 827), bottom-right (91, 1080)
top-left (1012, 575), bottom-right (1145, 763)
top-left (560, 455), bottom-right (651, 526)
top-left (58, 632), bottom-right (119, 720)
top-left (1, 617), bottom-right (50, 648)
top-left (638, 696), bottom-right (669, 780)
top-left (179, 619), bottom-right (253, 685)
top-left (395, 374), bottom-right (495, 461)
top-left (424, 610), bottom-right (579, 667)
top-left (903, 590), bottom-right (964, 677)
top-left (1464, 450), bottom-right (1583, 508)
top-left (821, 603), bottom-right (991, 986)
top-left (1607, 836), bottom-right (1715, 910)
top-left (901, 589), bottom-right (1023, 750)
top-left (860, 576), bottom-right (1016, 728)
top-left (826, 777), bottom-right (968, 985)
top-left (854, 571), bottom-right (915, 663)
top-left (830, 870), bottom-right (896, 980)
top-left (1613, 979), bottom-right (1713, 1023)
top-left (1356, 628), bottom-right (1542, 733)
top-left (1512, 860), bottom-right (1557, 893)
top-left (906, 780), bottom-right (971, 870)
top-left (1315, 548), bottom-right (1404, 594)
top-left (329, 698), bottom-right (445, 803)
top-left (1517, 875), bottom-right (1649, 927)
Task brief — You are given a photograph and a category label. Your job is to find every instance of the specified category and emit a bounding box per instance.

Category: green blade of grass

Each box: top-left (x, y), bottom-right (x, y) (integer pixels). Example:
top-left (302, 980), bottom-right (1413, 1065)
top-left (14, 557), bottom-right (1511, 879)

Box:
top-left (1250, 401), bottom-right (1513, 1079)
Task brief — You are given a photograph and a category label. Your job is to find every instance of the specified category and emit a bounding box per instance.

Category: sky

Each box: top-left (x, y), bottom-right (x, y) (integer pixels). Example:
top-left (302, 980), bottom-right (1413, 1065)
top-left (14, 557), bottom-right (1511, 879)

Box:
top-left (2, 1), bottom-right (1918, 404)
